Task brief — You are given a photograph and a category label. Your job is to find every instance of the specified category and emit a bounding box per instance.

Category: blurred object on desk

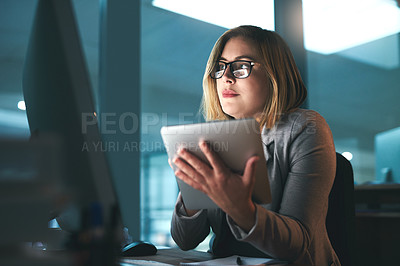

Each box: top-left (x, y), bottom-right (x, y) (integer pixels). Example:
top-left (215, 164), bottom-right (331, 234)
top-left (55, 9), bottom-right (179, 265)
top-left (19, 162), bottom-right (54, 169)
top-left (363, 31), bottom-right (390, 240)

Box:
top-left (0, 136), bottom-right (74, 265)
top-left (375, 126), bottom-right (400, 184)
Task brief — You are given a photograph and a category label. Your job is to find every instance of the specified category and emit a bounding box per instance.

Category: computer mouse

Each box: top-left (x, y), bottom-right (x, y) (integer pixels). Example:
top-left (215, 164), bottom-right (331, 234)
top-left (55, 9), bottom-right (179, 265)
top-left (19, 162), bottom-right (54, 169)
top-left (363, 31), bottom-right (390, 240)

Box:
top-left (121, 241), bottom-right (157, 257)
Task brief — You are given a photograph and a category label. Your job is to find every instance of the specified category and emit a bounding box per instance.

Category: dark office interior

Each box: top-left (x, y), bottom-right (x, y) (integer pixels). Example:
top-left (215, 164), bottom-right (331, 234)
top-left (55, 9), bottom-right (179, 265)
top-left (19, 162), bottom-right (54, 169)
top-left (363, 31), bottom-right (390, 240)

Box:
top-left (1, 0), bottom-right (399, 265)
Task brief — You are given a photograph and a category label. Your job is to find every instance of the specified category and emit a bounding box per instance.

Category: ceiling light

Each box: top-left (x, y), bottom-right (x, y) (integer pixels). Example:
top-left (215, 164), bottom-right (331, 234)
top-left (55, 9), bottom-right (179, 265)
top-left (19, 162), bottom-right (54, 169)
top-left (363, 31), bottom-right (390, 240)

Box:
top-left (154, 0), bottom-right (400, 55)
top-left (303, 0), bottom-right (400, 54)
top-left (17, 101), bottom-right (26, 111)
top-left (342, 152), bottom-right (353, 161)
top-left (152, 0), bottom-right (275, 30)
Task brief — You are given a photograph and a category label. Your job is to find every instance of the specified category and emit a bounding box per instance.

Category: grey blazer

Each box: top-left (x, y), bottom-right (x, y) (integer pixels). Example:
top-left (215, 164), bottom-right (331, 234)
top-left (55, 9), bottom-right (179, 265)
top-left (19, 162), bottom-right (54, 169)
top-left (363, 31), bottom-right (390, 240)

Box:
top-left (171, 109), bottom-right (340, 266)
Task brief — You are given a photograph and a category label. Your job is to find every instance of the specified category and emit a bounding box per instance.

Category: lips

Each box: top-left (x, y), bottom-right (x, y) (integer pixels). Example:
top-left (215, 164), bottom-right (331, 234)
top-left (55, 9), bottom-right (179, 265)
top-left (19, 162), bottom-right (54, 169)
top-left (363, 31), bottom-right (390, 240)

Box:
top-left (222, 89), bottom-right (239, 98)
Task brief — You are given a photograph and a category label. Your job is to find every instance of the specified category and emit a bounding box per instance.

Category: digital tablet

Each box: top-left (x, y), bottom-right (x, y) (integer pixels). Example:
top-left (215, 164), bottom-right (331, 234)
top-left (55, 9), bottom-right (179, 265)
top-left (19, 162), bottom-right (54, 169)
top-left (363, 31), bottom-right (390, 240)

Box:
top-left (160, 118), bottom-right (271, 209)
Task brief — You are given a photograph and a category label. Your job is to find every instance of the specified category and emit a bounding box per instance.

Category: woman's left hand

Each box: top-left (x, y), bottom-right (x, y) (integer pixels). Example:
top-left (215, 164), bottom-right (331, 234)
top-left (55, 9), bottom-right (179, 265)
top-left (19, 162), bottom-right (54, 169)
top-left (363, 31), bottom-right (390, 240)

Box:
top-left (173, 140), bottom-right (259, 232)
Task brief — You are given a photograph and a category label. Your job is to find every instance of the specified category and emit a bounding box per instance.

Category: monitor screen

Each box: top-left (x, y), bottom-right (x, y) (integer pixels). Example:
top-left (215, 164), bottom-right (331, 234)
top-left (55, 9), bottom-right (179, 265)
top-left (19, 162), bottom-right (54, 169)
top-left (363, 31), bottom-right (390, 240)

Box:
top-left (23, 0), bottom-right (120, 229)
top-left (375, 126), bottom-right (400, 183)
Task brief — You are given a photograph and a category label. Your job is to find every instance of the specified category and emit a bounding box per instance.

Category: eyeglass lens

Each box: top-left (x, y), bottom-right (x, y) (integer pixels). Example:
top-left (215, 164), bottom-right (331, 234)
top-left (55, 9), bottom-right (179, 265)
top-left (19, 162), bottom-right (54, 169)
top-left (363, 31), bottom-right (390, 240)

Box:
top-left (211, 61), bottom-right (252, 79)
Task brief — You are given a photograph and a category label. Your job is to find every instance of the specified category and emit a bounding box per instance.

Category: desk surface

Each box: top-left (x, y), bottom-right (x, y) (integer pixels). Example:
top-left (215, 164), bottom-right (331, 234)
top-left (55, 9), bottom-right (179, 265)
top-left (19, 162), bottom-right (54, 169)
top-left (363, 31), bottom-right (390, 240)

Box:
top-left (121, 248), bottom-right (212, 266)
top-left (355, 183), bottom-right (400, 191)
top-left (355, 183), bottom-right (400, 218)
top-left (120, 248), bottom-right (291, 266)
top-left (355, 183), bottom-right (400, 204)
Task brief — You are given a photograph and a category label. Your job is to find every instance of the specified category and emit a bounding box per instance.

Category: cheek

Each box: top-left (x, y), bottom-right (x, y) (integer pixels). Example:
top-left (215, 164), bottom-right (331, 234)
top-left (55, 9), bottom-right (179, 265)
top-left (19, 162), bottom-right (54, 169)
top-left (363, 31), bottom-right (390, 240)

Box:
top-left (216, 80), bottom-right (223, 92)
top-left (216, 81), bottom-right (224, 99)
top-left (253, 76), bottom-right (270, 101)
top-left (248, 79), bottom-right (269, 100)
top-left (261, 85), bottom-right (270, 101)
top-left (248, 84), bottom-right (270, 113)
top-left (254, 90), bottom-right (268, 109)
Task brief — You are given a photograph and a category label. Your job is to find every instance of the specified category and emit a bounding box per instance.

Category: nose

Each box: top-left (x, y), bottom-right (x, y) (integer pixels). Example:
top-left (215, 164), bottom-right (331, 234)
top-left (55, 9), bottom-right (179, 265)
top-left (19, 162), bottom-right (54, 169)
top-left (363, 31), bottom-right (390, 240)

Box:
top-left (221, 65), bottom-right (235, 84)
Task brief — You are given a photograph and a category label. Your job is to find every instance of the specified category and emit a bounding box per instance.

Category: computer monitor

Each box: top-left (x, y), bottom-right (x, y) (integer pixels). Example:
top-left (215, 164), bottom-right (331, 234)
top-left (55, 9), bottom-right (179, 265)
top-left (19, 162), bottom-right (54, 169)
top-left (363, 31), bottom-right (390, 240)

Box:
top-left (23, 0), bottom-right (120, 229)
top-left (375, 126), bottom-right (400, 183)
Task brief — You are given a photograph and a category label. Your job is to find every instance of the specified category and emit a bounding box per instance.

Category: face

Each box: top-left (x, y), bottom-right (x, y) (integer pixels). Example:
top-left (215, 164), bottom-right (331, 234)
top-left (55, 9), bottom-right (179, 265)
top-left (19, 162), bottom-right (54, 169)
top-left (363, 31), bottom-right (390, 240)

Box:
top-left (216, 37), bottom-right (270, 121)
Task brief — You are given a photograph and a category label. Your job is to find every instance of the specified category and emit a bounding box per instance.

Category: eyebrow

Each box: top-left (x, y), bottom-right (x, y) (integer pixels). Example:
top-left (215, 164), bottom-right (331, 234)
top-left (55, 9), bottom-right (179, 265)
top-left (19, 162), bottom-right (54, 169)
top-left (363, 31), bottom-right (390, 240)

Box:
top-left (219, 55), bottom-right (257, 62)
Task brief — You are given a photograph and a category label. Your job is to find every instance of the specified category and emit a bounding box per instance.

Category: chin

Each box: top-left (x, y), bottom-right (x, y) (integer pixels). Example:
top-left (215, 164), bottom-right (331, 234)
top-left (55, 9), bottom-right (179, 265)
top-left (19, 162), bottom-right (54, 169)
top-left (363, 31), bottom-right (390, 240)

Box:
top-left (222, 109), bottom-right (237, 119)
top-left (221, 105), bottom-right (236, 114)
top-left (224, 112), bottom-right (244, 120)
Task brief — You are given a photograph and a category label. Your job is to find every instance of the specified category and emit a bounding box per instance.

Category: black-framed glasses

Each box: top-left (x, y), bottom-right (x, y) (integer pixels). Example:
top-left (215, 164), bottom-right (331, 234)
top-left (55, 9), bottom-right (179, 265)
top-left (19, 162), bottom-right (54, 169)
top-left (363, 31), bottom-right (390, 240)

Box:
top-left (210, 60), bottom-right (255, 79)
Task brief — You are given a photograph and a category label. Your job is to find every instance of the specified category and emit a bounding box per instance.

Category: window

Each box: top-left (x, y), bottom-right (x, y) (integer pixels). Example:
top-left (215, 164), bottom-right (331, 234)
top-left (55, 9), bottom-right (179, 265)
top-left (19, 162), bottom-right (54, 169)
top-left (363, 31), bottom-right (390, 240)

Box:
top-left (140, 153), bottom-right (178, 246)
top-left (304, 0), bottom-right (400, 184)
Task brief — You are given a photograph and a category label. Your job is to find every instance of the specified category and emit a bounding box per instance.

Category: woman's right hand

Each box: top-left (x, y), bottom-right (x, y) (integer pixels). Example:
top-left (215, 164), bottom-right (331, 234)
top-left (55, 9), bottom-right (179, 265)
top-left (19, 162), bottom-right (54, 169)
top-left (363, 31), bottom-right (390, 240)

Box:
top-left (172, 142), bottom-right (259, 233)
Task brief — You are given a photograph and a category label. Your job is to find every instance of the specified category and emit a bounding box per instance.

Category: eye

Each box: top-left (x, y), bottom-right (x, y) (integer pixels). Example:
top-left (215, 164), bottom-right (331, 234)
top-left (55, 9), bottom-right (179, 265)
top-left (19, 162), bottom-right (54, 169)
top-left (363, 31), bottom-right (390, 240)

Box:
top-left (238, 62), bottom-right (250, 69)
top-left (216, 62), bottom-right (226, 71)
top-left (210, 62), bottom-right (227, 79)
top-left (232, 61), bottom-right (250, 70)
top-left (231, 61), bottom-right (252, 78)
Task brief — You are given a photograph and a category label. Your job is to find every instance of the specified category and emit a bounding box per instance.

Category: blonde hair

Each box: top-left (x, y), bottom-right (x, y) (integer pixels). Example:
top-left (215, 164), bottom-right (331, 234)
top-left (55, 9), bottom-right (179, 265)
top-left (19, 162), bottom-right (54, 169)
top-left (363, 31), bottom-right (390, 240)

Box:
top-left (201, 25), bottom-right (307, 129)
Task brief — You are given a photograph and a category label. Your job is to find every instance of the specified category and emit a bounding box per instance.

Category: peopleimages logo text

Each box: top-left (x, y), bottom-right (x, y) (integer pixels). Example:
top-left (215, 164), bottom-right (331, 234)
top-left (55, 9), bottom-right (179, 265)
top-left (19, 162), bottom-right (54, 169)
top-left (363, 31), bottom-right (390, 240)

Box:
top-left (81, 140), bottom-right (166, 153)
top-left (81, 112), bottom-right (203, 135)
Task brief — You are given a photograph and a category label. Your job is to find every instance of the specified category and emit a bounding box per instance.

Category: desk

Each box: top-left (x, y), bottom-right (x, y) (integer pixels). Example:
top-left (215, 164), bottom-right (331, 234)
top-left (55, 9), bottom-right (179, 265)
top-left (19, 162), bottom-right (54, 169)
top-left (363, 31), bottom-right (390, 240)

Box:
top-left (355, 183), bottom-right (400, 208)
top-left (121, 248), bottom-right (294, 266)
top-left (354, 184), bottom-right (400, 266)
top-left (121, 248), bottom-right (212, 265)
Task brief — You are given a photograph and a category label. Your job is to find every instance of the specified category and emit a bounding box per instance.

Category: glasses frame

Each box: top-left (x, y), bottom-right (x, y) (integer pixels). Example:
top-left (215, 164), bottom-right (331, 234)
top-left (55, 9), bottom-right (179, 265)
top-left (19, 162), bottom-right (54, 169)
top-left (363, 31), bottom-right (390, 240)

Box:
top-left (210, 60), bottom-right (255, 79)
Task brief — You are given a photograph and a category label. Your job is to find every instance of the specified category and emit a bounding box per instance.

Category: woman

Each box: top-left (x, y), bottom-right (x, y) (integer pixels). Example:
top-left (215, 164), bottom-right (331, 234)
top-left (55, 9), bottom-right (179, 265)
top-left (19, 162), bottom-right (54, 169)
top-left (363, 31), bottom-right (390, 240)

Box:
top-left (170, 25), bottom-right (339, 265)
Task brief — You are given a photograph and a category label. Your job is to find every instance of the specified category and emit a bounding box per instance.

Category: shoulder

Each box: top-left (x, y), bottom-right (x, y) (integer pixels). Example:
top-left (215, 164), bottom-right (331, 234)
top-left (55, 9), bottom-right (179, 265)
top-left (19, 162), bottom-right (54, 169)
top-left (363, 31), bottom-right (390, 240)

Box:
top-left (287, 109), bottom-right (329, 136)
top-left (261, 108), bottom-right (332, 144)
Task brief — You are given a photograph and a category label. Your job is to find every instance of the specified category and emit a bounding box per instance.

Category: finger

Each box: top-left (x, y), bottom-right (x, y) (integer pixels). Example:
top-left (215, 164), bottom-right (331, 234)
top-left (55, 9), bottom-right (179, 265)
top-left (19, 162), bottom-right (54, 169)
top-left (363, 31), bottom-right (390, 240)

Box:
top-left (174, 169), bottom-right (206, 193)
top-left (178, 147), bottom-right (212, 177)
top-left (173, 157), bottom-right (206, 184)
top-left (168, 158), bottom-right (173, 168)
top-left (242, 156), bottom-right (260, 187)
top-left (198, 140), bottom-right (226, 175)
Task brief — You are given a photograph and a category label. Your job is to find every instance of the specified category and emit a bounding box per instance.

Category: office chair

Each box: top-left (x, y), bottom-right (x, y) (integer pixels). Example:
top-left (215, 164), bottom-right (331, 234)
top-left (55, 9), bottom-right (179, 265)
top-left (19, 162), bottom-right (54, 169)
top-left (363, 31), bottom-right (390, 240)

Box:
top-left (326, 152), bottom-right (355, 266)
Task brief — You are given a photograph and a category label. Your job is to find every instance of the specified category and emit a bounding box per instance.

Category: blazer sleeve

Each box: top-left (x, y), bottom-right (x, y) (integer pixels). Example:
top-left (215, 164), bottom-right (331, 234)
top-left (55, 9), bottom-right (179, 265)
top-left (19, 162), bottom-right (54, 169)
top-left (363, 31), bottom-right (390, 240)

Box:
top-left (170, 193), bottom-right (210, 250)
top-left (227, 110), bottom-right (336, 262)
